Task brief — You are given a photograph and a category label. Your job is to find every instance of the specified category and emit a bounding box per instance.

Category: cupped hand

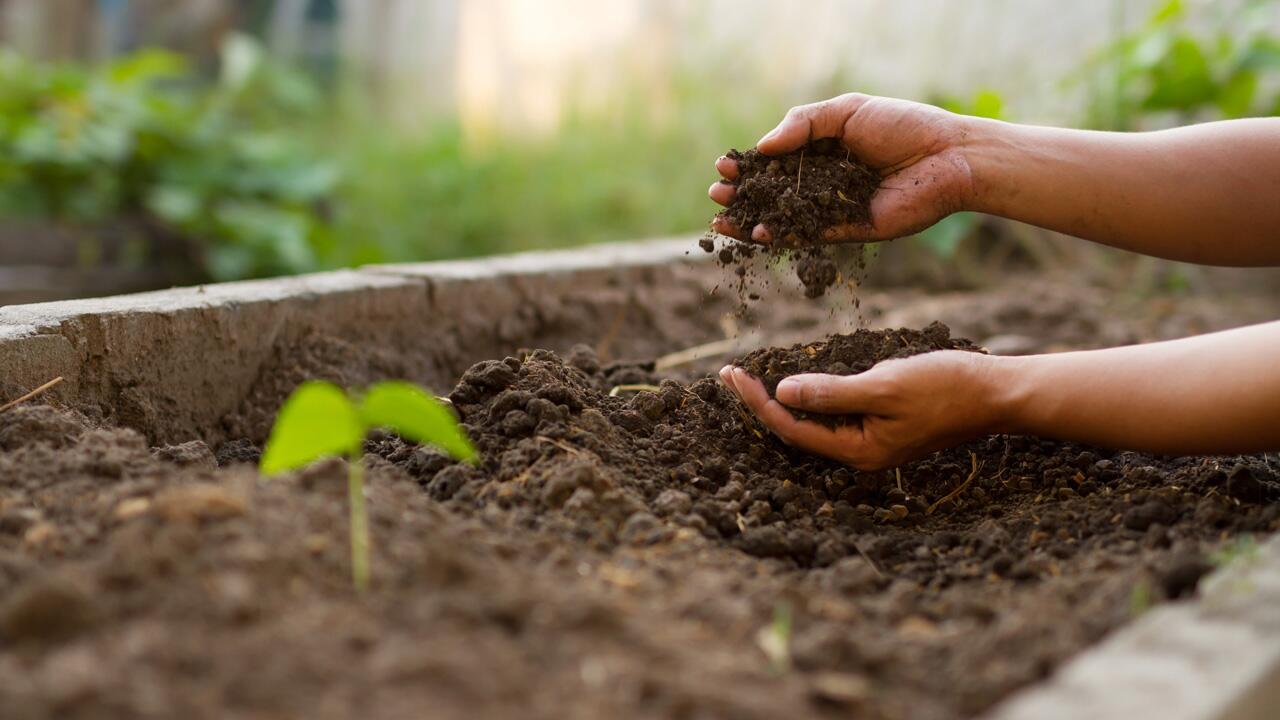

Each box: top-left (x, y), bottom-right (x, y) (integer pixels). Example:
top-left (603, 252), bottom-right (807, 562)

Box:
top-left (718, 351), bottom-right (1009, 470)
top-left (708, 93), bottom-right (977, 244)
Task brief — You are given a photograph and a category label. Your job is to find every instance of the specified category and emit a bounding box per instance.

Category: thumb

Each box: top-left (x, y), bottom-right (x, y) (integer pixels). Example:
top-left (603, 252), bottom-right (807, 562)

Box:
top-left (757, 94), bottom-right (871, 155)
top-left (775, 373), bottom-right (886, 415)
top-left (756, 113), bottom-right (812, 155)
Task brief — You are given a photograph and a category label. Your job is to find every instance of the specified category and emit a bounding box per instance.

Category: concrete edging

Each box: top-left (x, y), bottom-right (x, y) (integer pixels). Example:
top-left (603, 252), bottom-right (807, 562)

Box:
top-left (0, 236), bottom-right (706, 444)
top-left (984, 533), bottom-right (1280, 720)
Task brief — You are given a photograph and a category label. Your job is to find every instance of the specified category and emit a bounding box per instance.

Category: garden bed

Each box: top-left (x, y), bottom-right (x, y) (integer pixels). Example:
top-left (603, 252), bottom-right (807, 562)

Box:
top-left (0, 238), bottom-right (1278, 719)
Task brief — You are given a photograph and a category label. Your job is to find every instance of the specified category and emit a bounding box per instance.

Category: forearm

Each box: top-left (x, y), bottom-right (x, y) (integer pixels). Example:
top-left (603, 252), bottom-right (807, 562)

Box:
top-left (992, 321), bottom-right (1280, 455)
top-left (962, 117), bottom-right (1280, 266)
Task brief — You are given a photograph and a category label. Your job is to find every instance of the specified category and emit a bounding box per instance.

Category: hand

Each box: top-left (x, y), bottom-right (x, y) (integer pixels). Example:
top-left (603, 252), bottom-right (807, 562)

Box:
top-left (718, 351), bottom-right (1009, 470)
top-left (708, 93), bottom-right (977, 243)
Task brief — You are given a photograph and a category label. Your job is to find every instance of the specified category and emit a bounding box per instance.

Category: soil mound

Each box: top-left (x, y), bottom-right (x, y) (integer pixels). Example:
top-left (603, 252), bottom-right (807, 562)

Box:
top-left (735, 321), bottom-right (982, 426)
top-left (707, 138), bottom-right (879, 298)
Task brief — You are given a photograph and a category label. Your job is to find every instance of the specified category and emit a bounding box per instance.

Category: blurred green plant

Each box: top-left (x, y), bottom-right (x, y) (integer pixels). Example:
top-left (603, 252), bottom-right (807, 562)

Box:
top-left (261, 380), bottom-right (477, 592)
top-left (1075, 0), bottom-right (1280, 131)
top-left (913, 88), bottom-right (1007, 258)
top-left (328, 74), bottom-right (778, 264)
top-left (0, 34), bottom-right (337, 280)
top-left (0, 36), bottom-right (785, 278)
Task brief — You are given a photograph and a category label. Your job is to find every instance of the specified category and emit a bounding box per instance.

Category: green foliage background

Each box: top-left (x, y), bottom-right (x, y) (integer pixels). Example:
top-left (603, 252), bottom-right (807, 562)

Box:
top-left (0, 0), bottom-right (1277, 280)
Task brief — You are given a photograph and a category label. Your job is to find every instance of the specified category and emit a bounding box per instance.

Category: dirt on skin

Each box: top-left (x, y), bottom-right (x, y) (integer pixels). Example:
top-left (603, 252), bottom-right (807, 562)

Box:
top-left (736, 321), bottom-right (982, 426)
top-left (1, 323), bottom-right (1278, 720)
top-left (706, 138), bottom-right (879, 299)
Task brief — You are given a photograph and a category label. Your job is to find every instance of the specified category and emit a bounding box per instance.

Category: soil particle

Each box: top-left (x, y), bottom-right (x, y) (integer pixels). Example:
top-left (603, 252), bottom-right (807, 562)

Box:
top-left (151, 440), bottom-right (217, 470)
top-left (0, 572), bottom-right (98, 645)
top-left (707, 138), bottom-right (879, 299)
top-left (1158, 555), bottom-right (1215, 600)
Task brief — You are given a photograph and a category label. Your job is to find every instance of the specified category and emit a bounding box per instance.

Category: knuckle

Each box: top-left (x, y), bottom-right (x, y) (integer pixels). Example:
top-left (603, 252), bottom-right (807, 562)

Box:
top-left (803, 382), bottom-right (830, 407)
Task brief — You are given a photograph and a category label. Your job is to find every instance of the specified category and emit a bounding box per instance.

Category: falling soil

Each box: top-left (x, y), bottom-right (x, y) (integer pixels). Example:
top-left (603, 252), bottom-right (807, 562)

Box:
top-left (1, 320), bottom-right (1278, 719)
top-left (736, 322), bottom-right (983, 426)
top-left (706, 138), bottom-right (879, 298)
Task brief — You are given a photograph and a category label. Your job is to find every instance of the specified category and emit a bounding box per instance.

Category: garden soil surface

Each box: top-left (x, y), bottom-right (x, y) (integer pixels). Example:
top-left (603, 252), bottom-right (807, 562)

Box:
top-left (1, 280), bottom-right (1278, 720)
top-left (709, 138), bottom-right (879, 298)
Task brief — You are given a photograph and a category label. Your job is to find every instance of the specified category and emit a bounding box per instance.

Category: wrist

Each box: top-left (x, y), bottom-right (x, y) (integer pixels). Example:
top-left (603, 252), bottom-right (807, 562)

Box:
top-left (973, 353), bottom-right (1035, 435)
top-left (952, 115), bottom-right (1020, 215)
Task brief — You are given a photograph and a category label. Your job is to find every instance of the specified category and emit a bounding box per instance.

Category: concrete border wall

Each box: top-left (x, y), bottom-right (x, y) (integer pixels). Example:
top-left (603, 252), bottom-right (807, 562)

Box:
top-left (0, 237), bottom-right (713, 444)
top-left (984, 534), bottom-right (1280, 720)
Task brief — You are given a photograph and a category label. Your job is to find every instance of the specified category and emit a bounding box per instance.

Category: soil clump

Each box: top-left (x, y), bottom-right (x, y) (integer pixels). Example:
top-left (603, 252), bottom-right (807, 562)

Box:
top-left (705, 138), bottom-right (879, 298)
top-left (735, 322), bottom-right (982, 426)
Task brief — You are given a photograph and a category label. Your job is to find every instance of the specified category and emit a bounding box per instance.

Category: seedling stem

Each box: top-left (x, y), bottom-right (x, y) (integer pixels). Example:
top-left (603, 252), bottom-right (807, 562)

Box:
top-left (348, 453), bottom-right (370, 593)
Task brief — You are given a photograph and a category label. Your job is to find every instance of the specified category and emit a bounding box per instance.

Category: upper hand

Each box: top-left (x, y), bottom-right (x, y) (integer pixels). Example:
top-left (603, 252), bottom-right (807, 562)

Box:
top-left (708, 93), bottom-right (977, 244)
top-left (718, 351), bottom-right (1009, 470)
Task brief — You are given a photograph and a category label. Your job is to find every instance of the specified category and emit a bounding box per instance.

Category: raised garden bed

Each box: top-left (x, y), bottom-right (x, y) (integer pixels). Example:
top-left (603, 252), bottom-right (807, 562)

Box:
top-left (0, 238), bottom-right (1277, 719)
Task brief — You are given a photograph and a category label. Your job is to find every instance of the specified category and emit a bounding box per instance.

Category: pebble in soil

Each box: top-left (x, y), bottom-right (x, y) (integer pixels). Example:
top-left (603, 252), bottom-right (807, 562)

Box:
top-left (705, 137), bottom-right (879, 299)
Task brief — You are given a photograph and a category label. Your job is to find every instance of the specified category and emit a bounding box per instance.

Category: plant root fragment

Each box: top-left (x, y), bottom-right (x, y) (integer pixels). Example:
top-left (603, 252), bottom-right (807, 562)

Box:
top-left (0, 376), bottom-right (64, 414)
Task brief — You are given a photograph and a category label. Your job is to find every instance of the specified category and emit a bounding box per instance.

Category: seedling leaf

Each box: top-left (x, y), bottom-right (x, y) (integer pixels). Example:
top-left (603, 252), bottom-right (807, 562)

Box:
top-left (260, 381), bottom-right (363, 474)
top-left (360, 381), bottom-right (477, 463)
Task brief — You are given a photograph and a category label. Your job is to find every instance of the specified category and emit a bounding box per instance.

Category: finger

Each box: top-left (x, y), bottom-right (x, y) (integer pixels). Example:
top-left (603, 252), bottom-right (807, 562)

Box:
top-left (756, 109), bottom-right (815, 155)
top-left (708, 181), bottom-right (736, 206)
top-left (715, 155), bottom-right (740, 181)
top-left (718, 365), bottom-right (738, 396)
top-left (711, 215), bottom-right (745, 240)
top-left (732, 369), bottom-right (856, 454)
top-left (750, 224), bottom-right (773, 243)
top-left (757, 94), bottom-right (871, 155)
top-left (775, 373), bottom-right (889, 414)
top-left (822, 223), bottom-right (881, 243)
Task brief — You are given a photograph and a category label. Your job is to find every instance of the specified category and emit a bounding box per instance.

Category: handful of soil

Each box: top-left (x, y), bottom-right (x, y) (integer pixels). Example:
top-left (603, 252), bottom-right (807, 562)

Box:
top-left (706, 137), bottom-right (880, 298)
top-left (734, 322), bottom-right (982, 427)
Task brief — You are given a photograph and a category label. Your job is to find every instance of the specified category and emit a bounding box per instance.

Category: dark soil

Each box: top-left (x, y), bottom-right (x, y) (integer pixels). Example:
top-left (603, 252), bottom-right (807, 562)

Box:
top-left (707, 138), bottom-right (879, 298)
top-left (736, 321), bottom-right (982, 426)
top-left (1, 312), bottom-right (1278, 719)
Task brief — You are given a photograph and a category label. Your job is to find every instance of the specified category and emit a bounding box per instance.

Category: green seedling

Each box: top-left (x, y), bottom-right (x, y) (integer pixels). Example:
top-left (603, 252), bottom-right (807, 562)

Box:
top-left (260, 380), bottom-right (477, 592)
top-left (1129, 579), bottom-right (1153, 618)
top-left (1211, 534), bottom-right (1259, 567)
top-left (755, 601), bottom-right (793, 674)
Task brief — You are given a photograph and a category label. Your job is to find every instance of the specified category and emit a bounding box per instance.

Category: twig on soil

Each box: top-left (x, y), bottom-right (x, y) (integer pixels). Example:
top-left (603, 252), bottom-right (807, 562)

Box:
top-left (653, 334), bottom-right (761, 371)
top-left (850, 538), bottom-right (884, 579)
top-left (795, 148), bottom-right (805, 194)
top-left (608, 384), bottom-right (663, 397)
top-left (536, 435), bottom-right (590, 460)
top-left (895, 468), bottom-right (904, 494)
top-left (926, 451), bottom-right (983, 516)
top-left (594, 304), bottom-right (629, 365)
top-left (0, 376), bottom-right (64, 414)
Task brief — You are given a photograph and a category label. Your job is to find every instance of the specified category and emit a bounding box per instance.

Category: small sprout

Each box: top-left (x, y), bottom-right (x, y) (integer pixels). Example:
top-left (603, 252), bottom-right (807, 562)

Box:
top-left (608, 384), bottom-right (663, 397)
top-left (1211, 534), bottom-right (1259, 567)
top-left (1129, 580), bottom-right (1152, 618)
top-left (260, 380), bottom-right (477, 592)
top-left (756, 601), bottom-right (793, 674)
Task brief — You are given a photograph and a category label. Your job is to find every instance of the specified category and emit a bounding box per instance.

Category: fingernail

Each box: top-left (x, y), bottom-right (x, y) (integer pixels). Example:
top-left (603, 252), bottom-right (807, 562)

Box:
top-left (776, 378), bottom-right (798, 402)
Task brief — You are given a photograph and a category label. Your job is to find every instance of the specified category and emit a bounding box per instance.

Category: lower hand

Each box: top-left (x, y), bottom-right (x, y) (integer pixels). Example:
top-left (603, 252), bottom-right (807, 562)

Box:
top-left (719, 351), bottom-right (1010, 470)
